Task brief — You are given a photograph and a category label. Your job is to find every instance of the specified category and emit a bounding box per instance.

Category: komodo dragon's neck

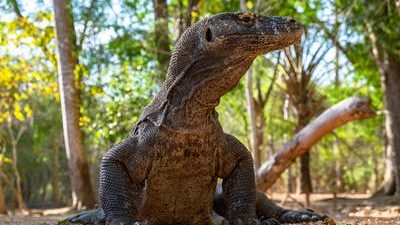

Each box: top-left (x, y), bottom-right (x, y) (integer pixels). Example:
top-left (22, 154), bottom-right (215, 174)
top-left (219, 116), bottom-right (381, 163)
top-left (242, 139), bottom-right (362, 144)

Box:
top-left (138, 12), bottom-right (303, 133)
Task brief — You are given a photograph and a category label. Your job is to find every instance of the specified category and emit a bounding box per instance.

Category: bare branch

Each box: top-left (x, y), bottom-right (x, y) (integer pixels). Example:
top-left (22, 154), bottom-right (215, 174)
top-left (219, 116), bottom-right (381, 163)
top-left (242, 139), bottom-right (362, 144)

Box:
top-left (307, 44), bottom-right (333, 77)
top-left (304, 42), bottom-right (326, 73)
top-left (78, 0), bottom-right (96, 50)
top-left (7, 0), bottom-right (23, 18)
top-left (318, 21), bottom-right (357, 66)
top-left (256, 97), bottom-right (376, 191)
top-left (283, 48), bottom-right (298, 76)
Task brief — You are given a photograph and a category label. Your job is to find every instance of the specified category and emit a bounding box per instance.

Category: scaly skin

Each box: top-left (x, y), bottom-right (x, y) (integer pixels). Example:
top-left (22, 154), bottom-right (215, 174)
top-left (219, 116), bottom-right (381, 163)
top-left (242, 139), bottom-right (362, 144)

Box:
top-left (67, 12), bottom-right (328, 225)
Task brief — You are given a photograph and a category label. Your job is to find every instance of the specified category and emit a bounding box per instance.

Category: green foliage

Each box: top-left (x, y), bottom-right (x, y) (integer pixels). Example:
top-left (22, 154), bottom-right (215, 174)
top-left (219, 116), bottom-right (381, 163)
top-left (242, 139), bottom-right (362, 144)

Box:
top-left (76, 0), bottom-right (157, 156)
top-left (0, 9), bottom-right (72, 207)
top-left (336, 0), bottom-right (400, 55)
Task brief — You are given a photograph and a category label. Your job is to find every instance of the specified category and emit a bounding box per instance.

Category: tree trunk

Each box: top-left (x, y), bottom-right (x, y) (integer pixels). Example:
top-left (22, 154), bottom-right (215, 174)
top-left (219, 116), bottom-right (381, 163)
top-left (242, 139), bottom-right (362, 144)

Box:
top-left (333, 138), bottom-right (343, 192)
top-left (366, 23), bottom-right (400, 196)
top-left (0, 185), bottom-right (5, 214)
top-left (240, 0), bottom-right (263, 171)
top-left (299, 152), bottom-right (311, 205)
top-left (295, 113), bottom-right (312, 205)
top-left (374, 144), bottom-right (396, 196)
top-left (52, 0), bottom-right (95, 208)
top-left (185, 0), bottom-right (200, 29)
top-left (256, 97), bottom-right (375, 191)
top-left (52, 137), bottom-right (61, 206)
top-left (299, 152), bottom-right (312, 193)
top-left (177, 0), bottom-right (200, 38)
top-left (381, 55), bottom-right (400, 196)
top-left (177, 0), bottom-right (184, 37)
top-left (6, 123), bottom-right (27, 211)
top-left (153, 0), bottom-right (170, 84)
top-left (245, 68), bottom-right (261, 170)
top-left (294, 113), bottom-right (313, 195)
top-left (11, 141), bottom-right (27, 211)
top-left (0, 167), bottom-right (26, 210)
top-left (372, 53), bottom-right (400, 196)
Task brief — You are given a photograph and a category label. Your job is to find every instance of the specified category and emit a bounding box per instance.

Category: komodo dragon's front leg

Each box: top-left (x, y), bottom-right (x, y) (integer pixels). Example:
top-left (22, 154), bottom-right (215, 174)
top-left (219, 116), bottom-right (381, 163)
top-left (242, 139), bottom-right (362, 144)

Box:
top-left (214, 134), bottom-right (327, 225)
top-left (67, 135), bottom-right (148, 225)
top-left (99, 136), bottom-right (150, 225)
top-left (216, 134), bottom-right (259, 224)
top-left (214, 187), bottom-right (327, 225)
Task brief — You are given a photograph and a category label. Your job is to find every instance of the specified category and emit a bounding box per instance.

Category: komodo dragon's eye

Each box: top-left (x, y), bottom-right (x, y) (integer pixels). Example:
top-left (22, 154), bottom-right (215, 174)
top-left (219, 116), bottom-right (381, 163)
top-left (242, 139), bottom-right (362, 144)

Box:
top-left (206, 28), bottom-right (212, 42)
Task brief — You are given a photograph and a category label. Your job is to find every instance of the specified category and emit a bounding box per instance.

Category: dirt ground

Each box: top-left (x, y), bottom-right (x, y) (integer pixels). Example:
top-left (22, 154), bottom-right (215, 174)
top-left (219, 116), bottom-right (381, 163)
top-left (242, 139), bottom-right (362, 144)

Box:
top-left (0, 193), bottom-right (399, 225)
top-left (269, 193), bottom-right (400, 225)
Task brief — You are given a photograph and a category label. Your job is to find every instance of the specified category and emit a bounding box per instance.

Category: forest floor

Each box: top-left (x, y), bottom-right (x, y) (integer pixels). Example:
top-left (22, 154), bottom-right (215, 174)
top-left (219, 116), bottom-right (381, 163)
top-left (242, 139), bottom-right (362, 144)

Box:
top-left (0, 193), bottom-right (399, 225)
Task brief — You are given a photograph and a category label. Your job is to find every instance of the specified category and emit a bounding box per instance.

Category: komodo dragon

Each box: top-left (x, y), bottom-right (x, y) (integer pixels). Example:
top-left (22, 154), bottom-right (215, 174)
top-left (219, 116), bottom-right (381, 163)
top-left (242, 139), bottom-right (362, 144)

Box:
top-left (68, 12), bottom-right (328, 225)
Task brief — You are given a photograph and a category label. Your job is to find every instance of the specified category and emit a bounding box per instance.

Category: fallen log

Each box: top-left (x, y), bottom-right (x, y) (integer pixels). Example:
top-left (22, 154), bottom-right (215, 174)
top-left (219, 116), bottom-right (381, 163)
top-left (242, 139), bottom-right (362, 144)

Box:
top-left (256, 97), bottom-right (376, 191)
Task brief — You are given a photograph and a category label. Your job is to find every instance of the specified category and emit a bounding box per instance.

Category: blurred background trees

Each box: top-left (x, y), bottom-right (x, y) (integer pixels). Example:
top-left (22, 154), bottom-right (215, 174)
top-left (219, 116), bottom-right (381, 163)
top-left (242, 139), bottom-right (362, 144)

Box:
top-left (0, 0), bottom-right (398, 211)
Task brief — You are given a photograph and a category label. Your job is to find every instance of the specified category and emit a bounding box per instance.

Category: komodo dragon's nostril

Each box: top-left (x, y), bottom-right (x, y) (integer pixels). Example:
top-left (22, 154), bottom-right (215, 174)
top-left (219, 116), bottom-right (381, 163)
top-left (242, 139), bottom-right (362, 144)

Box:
top-left (289, 18), bottom-right (297, 23)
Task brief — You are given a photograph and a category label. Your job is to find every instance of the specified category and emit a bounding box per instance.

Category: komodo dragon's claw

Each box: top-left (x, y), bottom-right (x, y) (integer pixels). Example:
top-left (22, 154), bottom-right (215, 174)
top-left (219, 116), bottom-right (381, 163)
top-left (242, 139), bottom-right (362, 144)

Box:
top-left (277, 208), bottom-right (328, 223)
top-left (66, 207), bottom-right (105, 225)
top-left (259, 218), bottom-right (280, 225)
top-left (222, 218), bottom-right (280, 225)
top-left (107, 219), bottom-right (149, 225)
top-left (66, 208), bottom-right (150, 225)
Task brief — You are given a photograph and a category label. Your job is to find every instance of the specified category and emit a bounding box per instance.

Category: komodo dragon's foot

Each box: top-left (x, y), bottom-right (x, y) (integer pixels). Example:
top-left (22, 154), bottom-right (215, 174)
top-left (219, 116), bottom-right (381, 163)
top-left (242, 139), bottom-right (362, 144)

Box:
top-left (65, 207), bottom-right (105, 225)
top-left (222, 218), bottom-right (280, 225)
top-left (276, 208), bottom-right (328, 224)
top-left (65, 207), bottom-right (149, 225)
top-left (106, 220), bottom-right (149, 225)
top-left (220, 209), bottom-right (328, 225)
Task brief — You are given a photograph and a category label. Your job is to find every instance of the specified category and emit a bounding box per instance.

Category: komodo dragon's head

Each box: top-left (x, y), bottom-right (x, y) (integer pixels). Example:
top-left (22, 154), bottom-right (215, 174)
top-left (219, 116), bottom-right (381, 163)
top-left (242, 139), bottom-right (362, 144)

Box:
top-left (145, 12), bottom-right (303, 124)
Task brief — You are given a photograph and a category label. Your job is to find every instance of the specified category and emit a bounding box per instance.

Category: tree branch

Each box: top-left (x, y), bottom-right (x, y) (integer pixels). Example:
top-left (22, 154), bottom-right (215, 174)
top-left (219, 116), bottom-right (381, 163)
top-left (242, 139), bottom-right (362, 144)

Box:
top-left (256, 97), bottom-right (376, 191)
top-left (77, 0), bottom-right (96, 50)
top-left (7, 0), bottom-right (23, 18)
